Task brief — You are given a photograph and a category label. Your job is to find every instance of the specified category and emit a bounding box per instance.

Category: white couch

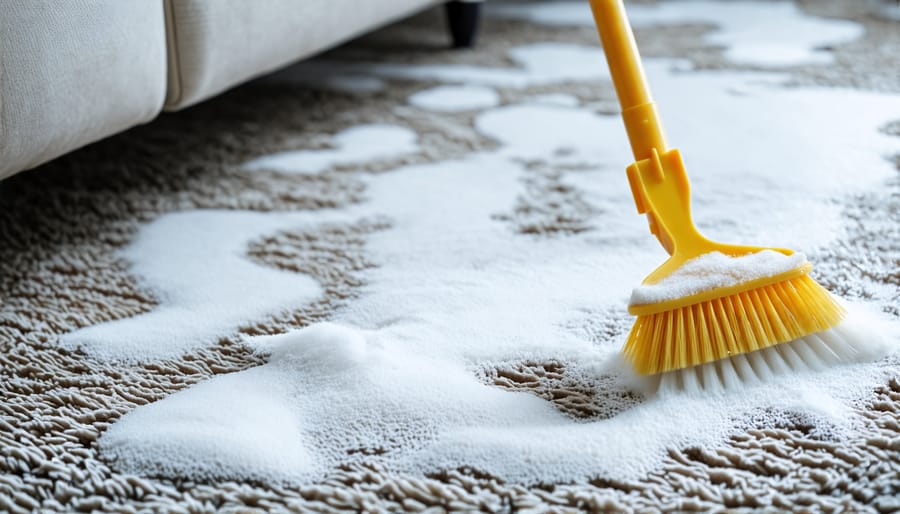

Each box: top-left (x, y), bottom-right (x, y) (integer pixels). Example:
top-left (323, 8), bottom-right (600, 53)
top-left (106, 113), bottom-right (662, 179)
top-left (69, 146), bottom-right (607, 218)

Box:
top-left (0, 0), bottom-right (469, 180)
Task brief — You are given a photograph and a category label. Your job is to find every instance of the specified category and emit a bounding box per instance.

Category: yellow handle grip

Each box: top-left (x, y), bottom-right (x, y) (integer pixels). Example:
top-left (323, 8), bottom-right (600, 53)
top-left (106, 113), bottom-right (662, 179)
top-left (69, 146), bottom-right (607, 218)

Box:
top-left (589, 0), bottom-right (668, 161)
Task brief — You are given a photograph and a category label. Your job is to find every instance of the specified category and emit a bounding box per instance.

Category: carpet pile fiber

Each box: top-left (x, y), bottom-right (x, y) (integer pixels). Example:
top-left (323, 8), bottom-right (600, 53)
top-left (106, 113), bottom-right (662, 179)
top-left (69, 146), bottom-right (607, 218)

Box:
top-left (1, 1), bottom-right (898, 512)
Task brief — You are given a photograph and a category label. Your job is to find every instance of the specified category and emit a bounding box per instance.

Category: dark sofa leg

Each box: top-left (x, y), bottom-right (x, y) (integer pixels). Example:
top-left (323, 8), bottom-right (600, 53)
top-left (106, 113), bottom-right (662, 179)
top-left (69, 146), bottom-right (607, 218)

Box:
top-left (445, 1), bottom-right (481, 49)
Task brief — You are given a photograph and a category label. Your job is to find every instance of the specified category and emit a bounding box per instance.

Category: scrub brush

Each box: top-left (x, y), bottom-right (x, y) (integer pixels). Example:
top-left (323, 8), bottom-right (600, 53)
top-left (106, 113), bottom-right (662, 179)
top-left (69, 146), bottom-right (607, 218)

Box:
top-left (588, 0), bottom-right (884, 393)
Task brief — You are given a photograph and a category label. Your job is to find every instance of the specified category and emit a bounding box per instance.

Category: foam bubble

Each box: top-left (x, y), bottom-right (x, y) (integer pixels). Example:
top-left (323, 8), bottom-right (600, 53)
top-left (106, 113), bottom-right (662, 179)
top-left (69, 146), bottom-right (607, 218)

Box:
top-left (243, 124), bottom-right (418, 175)
top-left (408, 85), bottom-right (500, 112)
top-left (59, 210), bottom-right (342, 361)
top-left (630, 250), bottom-right (808, 305)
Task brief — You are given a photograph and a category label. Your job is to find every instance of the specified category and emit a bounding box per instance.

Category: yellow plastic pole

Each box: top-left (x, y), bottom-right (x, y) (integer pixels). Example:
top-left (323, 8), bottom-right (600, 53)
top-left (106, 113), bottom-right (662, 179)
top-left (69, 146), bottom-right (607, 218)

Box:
top-left (589, 0), bottom-right (668, 161)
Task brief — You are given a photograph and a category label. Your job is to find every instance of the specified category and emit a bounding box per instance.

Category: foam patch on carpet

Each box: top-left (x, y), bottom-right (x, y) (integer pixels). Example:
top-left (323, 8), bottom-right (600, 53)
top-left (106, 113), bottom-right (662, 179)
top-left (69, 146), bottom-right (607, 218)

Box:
top-left (408, 85), bottom-right (501, 112)
top-left (4, 1), bottom-right (899, 512)
top-left (487, 0), bottom-right (864, 66)
top-left (243, 124), bottom-right (419, 175)
top-left (283, 42), bottom-right (614, 88)
top-left (91, 42), bottom-right (900, 484)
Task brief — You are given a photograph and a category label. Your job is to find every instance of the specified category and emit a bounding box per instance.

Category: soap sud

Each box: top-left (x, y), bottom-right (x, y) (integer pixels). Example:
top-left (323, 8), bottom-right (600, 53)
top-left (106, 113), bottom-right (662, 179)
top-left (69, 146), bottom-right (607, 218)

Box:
top-left (526, 93), bottom-right (580, 108)
top-left (630, 250), bottom-right (808, 305)
top-left (59, 210), bottom-right (355, 362)
top-left (99, 362), bottom-right (317, 481)
top-left (408, 85), bottom-right (500, 112)
top-left (243, 124), bottom-right (418, 175)
top-left (370, 42), bottom-right (611, 87)
top-left (101, 323), bottom-right (569, 483)
top-left (487, 0), bottom-right (863, 67)
top-left (100, 320), bottom-right (898, 484)
top-left (399, 349), bottom-right (897, 485)
top-left (279, 43), bottom-right (612, 89)
top-left (89, 35), bottom-right (900, 484)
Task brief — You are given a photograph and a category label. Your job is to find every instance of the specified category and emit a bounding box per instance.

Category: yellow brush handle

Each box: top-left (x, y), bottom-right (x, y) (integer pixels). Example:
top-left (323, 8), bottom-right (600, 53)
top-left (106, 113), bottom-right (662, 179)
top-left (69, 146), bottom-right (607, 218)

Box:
top-left (589, 0), bottom-right (667, 161)
top-left (588, 0), bottom-right (794, 288)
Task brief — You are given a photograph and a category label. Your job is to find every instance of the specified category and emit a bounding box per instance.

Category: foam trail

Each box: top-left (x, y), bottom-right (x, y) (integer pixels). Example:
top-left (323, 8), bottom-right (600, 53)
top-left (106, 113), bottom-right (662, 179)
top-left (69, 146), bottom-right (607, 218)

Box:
top-left (487, 1), bottom-right (863, 66)
top-left (92, 36), bottom-right (900, 484)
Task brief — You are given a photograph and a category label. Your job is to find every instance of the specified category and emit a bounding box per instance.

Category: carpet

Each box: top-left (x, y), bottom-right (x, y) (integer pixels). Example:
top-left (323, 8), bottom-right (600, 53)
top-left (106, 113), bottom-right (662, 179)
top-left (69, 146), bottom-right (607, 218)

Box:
top-left (2, 1), bottom-right (899, 512)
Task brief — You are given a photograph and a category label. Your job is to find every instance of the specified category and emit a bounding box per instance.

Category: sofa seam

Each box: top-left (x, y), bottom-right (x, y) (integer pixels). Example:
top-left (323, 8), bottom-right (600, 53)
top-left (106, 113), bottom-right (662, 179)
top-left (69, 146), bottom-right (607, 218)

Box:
top-left (0, 32), bottom-right (6, 169)
top-left (163, 0), bottom-right (184, 109)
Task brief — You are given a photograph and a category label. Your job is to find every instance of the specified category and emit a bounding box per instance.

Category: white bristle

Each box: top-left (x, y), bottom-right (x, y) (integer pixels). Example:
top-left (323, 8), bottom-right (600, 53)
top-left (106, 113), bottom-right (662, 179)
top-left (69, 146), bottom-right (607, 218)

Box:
top-left (652, 318), bottom-right (887, 395)
top-left (719, 358), bottom-right (743, 391)
top-left (658, 372), bottom-right (679, 394)
top-left (747, 350), bottom-right (775, 382)
top-left (791, 338), bottom-right (826, 371)
top-left (808, 333), bottom-right (841, 364)
top-left (701, 362), bottom-right (724, 392)
top-left (732, 354), bottom-right (760, 384)
top-left (775, 340), bottom-right (806, 370)
top-left (760, 344), bottom-right (791, 375)
top-left (819, 327), bottom-right (863, 361)
top-left (819, 330), bottom-right (853, 360)
top-left (681, 365), bottom-right (702, 393)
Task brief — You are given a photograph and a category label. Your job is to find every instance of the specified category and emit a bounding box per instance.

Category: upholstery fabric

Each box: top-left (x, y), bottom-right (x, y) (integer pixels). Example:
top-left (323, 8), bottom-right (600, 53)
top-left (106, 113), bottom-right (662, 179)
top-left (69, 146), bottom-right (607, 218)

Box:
top-left (163, 0), bottom-right (442, 110)
top-left (0, 1), bottom-right (167, 180)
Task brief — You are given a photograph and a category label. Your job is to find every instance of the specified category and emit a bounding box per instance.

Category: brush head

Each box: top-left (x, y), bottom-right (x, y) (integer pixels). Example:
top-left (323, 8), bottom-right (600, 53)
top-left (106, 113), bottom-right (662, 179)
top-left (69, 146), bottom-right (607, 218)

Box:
top-left (617, 147), bottom-right (858, 380)
top-left (624, 273), bottom-right (845, 375)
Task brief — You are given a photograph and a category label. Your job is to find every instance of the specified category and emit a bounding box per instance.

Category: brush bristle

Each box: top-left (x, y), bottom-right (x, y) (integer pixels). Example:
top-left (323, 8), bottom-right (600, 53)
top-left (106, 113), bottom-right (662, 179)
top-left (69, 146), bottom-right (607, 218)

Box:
top-left (624, 274), bottom-right (845, 375)
top-left (644, 319), bottom-right (885, 395)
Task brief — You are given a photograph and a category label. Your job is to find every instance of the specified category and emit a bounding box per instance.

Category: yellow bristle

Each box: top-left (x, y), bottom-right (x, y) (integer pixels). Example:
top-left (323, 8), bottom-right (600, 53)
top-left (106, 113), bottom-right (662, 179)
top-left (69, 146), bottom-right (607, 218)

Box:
top-left (624, 274), bottom-right (845, 375)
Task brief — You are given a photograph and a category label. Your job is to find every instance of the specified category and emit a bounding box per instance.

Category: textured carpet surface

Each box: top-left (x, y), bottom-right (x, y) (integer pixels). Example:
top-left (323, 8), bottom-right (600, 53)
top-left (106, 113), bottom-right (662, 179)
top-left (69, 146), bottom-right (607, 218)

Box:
top-left (2, 1), bottom-right (899, 512)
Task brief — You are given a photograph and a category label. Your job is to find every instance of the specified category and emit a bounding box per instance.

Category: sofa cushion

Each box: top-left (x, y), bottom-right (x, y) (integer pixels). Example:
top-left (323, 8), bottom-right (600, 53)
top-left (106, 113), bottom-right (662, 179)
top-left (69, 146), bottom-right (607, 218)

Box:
top-left (163, 0), bottom-right (441, 110)
top-left (0, 1), bottom-right (167, 180)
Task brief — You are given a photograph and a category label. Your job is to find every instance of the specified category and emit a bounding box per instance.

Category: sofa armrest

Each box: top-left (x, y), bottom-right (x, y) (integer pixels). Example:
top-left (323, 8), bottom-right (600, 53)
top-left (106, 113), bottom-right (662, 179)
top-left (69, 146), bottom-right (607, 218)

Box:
top-left (0, 1), bottom-right (167, 180)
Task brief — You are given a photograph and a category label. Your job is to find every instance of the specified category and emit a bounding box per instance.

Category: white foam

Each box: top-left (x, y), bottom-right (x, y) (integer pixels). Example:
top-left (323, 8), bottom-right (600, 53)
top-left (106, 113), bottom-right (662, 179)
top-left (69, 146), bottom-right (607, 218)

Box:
top-left (100, 362), bottom-right (316, 481)
top-left (281, 43), bottom-right (611, 89)
top-left (60, 210), bottom-right (356, 361)
top-left (90, 37), bottom-right (900, 485)
top-left (488, 0), bottom-right (864, 66)
top-left (101, 323), bottom-right (568, 483)
top-left (408, 85), bottom-right (500, 112)
top-left (374, 42), bottom-right (611, 87)
top-left (243, 124), bottom-right (418, 175)
top-left (526, 93), bottom-right (580, 107)
top-left (101, 318), bottom-right (898, 485)
top-left (630, 250), bottom-right (807, 305)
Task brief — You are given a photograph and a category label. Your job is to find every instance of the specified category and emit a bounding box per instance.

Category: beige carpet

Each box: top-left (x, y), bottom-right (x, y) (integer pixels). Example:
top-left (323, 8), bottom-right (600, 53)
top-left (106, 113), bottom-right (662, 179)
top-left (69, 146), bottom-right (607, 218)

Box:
top-left (2, 1), bottom-right (899, 512)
